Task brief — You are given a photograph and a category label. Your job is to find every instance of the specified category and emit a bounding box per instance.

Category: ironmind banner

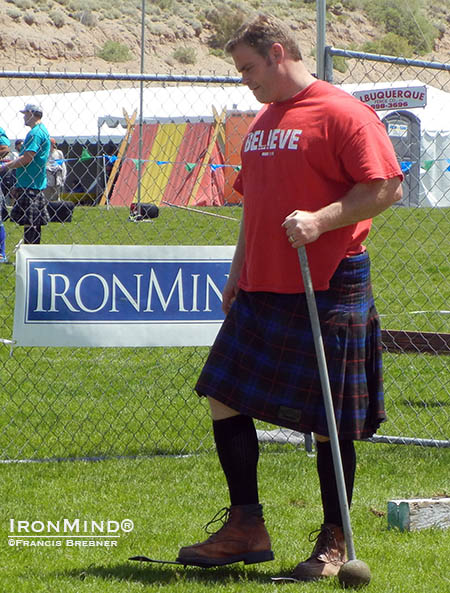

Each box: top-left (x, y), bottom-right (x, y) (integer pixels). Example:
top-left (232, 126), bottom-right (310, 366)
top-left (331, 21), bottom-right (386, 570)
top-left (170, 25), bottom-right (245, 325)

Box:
top-left (13, 245), bottom-right (235, 347)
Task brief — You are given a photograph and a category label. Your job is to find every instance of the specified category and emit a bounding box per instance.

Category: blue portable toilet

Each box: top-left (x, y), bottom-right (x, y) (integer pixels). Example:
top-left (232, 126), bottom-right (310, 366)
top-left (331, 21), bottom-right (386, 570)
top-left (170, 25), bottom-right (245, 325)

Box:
top-left (382, 110), bottom-right (421, 207)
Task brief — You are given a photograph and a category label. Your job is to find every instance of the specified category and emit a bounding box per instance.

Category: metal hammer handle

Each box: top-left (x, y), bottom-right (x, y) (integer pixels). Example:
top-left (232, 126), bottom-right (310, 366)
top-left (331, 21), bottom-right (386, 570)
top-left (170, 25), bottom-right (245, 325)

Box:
top-left (297, 245), bottom-right (356, 561)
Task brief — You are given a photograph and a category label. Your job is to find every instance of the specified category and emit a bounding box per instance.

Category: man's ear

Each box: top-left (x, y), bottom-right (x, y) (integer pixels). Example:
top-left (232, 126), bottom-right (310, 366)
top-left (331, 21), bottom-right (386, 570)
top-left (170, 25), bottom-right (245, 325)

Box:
top-left (270, 42), bottom-right (285, 64)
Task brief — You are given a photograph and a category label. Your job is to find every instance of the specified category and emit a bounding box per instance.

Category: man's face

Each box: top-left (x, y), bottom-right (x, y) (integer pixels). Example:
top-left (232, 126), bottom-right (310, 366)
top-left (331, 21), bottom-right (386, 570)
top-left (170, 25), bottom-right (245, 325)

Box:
top-left (23, 111), bottom-right (35, 127)
top-left (231, 43), bottom-right (280, 104)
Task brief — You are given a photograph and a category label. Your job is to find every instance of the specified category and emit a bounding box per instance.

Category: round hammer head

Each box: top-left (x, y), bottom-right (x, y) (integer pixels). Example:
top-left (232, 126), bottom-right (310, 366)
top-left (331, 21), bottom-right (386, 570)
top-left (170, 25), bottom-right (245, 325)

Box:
top-left (338, 559), bottom-right (371, 588)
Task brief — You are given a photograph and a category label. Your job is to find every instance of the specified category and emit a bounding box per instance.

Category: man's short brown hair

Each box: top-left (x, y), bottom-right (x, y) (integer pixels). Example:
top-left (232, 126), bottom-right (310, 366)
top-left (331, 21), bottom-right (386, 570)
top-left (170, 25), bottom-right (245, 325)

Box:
top-left (225, 14), bottom-right (302, 61)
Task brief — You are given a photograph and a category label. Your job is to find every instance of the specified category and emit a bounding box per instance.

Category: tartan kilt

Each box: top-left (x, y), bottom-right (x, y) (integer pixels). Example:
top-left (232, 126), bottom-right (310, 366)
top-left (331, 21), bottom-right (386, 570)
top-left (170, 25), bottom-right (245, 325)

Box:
top-left (10, 188), bottom-right (50, 226)
top-left (195, 251), bottom-right (385, 440)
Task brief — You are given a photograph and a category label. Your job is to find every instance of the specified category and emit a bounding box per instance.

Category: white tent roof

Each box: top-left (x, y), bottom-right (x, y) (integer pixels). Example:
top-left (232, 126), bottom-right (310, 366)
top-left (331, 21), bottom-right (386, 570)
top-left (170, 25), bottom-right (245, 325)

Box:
top-left (1, 79), bottom-right (448, 144)
top-left (2, 78), bottom-right (447, 207)
top-left (0, 86), bottom-right (262, 144)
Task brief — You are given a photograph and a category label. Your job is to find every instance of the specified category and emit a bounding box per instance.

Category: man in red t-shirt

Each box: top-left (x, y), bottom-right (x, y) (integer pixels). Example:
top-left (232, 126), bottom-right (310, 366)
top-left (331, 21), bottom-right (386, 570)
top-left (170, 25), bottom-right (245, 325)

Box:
top-left (177, 15), bottom-right (403, 580)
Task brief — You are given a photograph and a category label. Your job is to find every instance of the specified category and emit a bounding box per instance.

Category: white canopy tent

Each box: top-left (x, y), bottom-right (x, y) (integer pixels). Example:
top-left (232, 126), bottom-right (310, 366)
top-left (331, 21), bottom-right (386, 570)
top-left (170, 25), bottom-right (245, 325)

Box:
top-left (0, 85), bottom-right (262, 144)
top-left (1, 79), bottom-right (448, 206)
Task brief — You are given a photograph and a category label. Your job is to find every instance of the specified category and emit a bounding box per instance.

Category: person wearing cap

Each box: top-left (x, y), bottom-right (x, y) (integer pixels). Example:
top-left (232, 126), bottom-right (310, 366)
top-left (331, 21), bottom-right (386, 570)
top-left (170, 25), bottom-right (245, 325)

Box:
top-left (0, 103), bottom-right (51, 244)
top-left (44, 138), bottom-right (67, 202)
top-left (0, 125), bottom-right (11, 262)
top-left (12, 139), bottom-right (23, 159)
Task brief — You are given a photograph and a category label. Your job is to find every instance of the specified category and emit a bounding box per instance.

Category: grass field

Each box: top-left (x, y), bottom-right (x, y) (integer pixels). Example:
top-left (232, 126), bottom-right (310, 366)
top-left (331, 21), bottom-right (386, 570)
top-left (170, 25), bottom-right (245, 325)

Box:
top-left (0, 203), bottom-right (449, 591)
top-left (367, 206), bottom-right (450, 334)
top-left (0, 204), bottom-right (448, 461)
top-left (1, 443), bottom-right (449, 592)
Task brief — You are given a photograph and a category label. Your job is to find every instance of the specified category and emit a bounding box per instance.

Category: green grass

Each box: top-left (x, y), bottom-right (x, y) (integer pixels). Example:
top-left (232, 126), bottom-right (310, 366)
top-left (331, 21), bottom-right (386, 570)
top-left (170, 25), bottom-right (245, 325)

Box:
top-left (0, 204), bottom-right (448, 591)
top-left (0, 205), bottom-right (448, 460)
top-left (0, 205), bottom-right (242, 460)
top-left (1, 443), bottom-right (449, 592)
top-left (367, 206), bottom-right (450, 333)
top-left (0, 345), bottom-right (213, 459)
top-left (382, 353), bottom-right (449, 440)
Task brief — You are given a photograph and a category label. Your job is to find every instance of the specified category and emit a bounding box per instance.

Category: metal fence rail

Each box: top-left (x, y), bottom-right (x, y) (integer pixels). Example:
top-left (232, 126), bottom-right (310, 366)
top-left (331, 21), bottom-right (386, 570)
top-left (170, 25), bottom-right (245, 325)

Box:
top-left (325, 47), bottom-right (450, 447)
top-left (0, 58), bottom-right (448, 461)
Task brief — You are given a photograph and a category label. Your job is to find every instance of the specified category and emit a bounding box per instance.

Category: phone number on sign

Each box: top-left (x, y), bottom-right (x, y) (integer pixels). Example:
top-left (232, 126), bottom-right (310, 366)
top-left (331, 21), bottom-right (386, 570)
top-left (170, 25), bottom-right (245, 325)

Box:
top-left (370, 101), bottom-right (409, 110)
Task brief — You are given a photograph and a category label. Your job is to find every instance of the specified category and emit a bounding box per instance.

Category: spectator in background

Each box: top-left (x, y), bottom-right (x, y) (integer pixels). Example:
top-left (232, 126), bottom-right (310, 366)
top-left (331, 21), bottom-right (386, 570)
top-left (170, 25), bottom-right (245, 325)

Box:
top-left (0, 127), bottom-right (14, 205)
top-left (44, 138), bottom-right (67, 202)
top-left (0, 125), bottom-right (11, 262)
top-left (12, 139), bottom-right (23, 159)
top-left (0, 103), bottom-right (51, 245)
top-left (5, 140), bottom-right (25, 204)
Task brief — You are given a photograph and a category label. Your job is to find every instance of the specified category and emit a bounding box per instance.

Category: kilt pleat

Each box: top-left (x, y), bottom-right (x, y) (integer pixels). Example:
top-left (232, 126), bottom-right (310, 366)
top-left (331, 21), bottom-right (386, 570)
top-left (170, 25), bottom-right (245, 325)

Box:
top-left (195, 251), bottom-right (386, 440)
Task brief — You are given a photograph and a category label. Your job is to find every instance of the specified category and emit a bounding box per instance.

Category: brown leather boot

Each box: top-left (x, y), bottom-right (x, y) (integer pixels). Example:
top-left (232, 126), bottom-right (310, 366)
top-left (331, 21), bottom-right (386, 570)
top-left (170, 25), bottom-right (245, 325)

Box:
top-left (176, 504), bottom-right (274, 567)
top-left (291, 523), bottom-right (347, 581)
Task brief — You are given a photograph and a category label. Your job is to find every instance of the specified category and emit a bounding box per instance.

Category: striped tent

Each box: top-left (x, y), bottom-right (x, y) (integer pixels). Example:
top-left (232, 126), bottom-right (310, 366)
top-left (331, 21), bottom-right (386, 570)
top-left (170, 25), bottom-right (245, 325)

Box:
top-left (108, 118), bottom-right (225, 208)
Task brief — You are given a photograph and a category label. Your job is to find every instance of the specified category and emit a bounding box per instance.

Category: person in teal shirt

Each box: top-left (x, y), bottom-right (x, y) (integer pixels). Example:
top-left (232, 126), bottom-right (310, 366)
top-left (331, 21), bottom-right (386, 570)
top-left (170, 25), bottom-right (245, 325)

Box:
top-left (0, 103), bottom-right (51, 244)
top-left (0, 126), bottom-right (10, 261)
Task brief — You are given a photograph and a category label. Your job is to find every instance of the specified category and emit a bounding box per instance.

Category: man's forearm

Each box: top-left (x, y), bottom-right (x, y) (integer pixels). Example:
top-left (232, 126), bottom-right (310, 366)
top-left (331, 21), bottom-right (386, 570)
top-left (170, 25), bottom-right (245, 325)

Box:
top-left (316, 177), bottom-right (403, 235)
top-left (0, 152), bottom-right (34, 173)
top-left (228, 215), bottom-right (246, 282)
top-left (221, 212), bottom-right (246, 314)
top-left (283, 177), bottom-right (403, 247)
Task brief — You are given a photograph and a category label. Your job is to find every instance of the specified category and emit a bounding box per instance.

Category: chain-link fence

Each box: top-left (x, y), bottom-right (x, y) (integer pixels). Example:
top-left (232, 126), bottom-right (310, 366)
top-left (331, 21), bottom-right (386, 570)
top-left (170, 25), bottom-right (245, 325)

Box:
top-left (0, 56), bottom-right (448, 462)
top-left (325, 48), bottom-right (450, 447)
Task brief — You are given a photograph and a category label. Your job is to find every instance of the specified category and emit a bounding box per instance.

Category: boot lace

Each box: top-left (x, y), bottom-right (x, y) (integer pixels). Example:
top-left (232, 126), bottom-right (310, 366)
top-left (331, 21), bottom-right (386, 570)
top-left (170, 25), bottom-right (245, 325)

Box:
top-left (308, 525), bottom-right (339, 562)
top-left (203, 507), bottom-right (231, 535)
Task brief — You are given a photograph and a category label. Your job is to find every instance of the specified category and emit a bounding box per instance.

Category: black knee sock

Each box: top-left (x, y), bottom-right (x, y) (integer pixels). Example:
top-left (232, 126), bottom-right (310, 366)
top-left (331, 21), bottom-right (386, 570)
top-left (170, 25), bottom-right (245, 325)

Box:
top-left (24, 226), bottom-right (41, 244)
top-left (316, 439), bottom-right (356, 526)
top-left (213, 415), bottom-right (259, 507)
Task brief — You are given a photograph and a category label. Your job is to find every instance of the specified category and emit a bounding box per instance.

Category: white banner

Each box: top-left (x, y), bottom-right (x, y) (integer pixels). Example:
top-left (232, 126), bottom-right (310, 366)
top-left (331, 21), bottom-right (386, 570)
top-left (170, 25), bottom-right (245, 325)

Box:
top-left (13, 244), bottom-right (235, 347)
top-left (352, 85), bottom-right (427, 111)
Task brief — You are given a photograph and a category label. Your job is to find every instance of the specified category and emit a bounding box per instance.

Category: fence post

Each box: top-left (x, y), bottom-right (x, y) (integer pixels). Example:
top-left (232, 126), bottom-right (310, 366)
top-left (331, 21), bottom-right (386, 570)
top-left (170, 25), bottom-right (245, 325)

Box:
top-left (316, 0), bottom-right (327, 80)
top-left (324, 46), bottom-right (334, 83)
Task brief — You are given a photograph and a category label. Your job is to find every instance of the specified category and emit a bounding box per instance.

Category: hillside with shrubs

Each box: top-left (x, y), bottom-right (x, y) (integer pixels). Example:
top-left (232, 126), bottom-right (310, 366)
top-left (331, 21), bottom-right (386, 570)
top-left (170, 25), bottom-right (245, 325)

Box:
top-left (0, 0), bottom-right (449, 79)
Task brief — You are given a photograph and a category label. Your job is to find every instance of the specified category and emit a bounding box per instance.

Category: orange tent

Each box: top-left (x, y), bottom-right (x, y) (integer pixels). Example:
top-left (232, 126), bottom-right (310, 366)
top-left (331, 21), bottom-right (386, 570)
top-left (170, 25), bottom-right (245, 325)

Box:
top-left (223, 111), bottom-right (256, 204)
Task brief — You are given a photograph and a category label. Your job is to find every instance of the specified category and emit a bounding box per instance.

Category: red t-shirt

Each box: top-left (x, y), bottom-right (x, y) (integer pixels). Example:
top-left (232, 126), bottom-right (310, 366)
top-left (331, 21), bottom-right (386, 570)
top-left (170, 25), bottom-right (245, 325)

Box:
top-left (234, 80), bottom-right (403, 293)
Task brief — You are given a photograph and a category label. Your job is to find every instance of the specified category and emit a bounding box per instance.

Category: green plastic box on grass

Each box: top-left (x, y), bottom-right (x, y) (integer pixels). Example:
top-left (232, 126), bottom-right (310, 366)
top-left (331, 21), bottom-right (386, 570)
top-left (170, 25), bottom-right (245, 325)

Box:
top-left (388, 497), bottom-right (450, 531)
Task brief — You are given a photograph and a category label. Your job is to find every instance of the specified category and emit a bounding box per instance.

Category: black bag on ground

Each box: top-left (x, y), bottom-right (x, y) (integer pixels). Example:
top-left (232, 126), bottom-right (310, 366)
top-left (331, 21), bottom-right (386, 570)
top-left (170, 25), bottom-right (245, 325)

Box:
top-left (47, 201), bottom-right (75, 223)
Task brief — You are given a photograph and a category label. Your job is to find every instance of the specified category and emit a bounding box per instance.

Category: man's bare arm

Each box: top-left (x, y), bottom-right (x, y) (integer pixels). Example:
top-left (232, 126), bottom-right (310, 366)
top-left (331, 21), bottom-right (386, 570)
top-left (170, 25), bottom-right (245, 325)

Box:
top-left (282, 177), bottom-right (403, 246)
top-left (0, 151), bottom-right (35, 171)
top-left (222, 211), bottom-right (246, 315)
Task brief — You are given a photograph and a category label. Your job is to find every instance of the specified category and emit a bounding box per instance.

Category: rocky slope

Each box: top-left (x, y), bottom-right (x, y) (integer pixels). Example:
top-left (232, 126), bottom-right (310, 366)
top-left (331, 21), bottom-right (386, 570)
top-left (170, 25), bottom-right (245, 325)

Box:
top-left (0, 0), bottom-right (449, 93)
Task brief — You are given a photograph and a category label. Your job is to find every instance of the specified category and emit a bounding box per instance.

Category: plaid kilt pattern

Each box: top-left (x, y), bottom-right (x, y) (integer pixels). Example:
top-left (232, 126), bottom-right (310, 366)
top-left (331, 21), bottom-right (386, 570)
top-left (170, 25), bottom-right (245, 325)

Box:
top-left (10, 188), bottom-right (50, 227)
top-left (195, 251), bottom-right (385, 440)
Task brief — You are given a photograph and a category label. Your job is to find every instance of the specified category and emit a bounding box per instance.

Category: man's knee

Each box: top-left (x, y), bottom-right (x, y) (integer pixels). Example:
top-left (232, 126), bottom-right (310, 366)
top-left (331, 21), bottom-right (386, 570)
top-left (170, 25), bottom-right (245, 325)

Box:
top-left (314, 433), bottom-right (330, 443)
top-left (207, 397), bottom-right (240, 421)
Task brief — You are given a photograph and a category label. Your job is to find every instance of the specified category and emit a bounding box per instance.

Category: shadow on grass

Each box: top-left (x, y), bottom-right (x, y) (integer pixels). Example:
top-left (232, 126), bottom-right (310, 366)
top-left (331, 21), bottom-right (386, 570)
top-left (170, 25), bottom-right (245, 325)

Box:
top-left (400, 398), bottom-right (449, 408)
top-left (63, 561), bottom-right (277, 586)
